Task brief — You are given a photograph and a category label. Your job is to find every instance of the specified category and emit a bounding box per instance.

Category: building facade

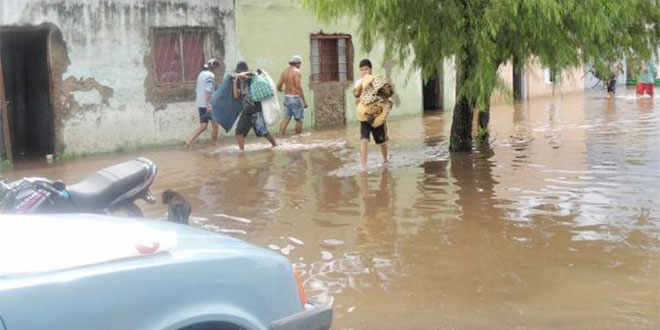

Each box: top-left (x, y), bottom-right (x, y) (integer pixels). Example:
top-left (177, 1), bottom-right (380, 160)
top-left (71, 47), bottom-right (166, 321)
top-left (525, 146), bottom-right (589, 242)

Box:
top-left (234, 0), bottom-right (424, 130)
top-left (1, 0), bottom-right (592, 162)
top-left (0, 0), bottom-right (236, 160)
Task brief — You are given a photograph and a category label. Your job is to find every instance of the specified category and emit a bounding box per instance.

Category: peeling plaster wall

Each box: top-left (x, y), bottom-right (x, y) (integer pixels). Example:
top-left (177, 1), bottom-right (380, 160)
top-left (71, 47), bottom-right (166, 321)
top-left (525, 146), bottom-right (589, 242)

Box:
top-left (1, 0), bottom-right (236, 154)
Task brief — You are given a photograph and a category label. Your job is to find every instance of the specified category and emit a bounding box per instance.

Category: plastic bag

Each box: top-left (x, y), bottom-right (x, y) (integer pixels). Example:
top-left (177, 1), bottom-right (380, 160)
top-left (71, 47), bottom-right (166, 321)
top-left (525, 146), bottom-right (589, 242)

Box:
top-left (259, 70), bottom-right (281, 126)
top-left (250, 73), bottom-right (274, 102)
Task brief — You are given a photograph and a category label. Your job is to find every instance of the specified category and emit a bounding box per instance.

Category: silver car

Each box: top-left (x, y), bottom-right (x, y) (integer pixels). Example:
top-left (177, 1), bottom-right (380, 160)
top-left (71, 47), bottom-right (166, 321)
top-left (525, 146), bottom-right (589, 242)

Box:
top-left (0, 214), bottom-right (332, 330)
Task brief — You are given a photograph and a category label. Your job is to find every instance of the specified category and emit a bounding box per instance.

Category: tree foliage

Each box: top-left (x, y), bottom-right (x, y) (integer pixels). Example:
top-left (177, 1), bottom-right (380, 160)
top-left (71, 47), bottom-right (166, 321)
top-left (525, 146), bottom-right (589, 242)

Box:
top-left (302, 0), bottom-right (660, 151)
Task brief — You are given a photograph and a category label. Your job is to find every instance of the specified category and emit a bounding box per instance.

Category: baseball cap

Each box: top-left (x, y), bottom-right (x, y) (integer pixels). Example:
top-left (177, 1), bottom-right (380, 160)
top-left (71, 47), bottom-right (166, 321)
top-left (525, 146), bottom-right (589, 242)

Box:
top-left (207, 58), bottom-right (220, 68)
top-left (290, 55), bottom-right (303, 64)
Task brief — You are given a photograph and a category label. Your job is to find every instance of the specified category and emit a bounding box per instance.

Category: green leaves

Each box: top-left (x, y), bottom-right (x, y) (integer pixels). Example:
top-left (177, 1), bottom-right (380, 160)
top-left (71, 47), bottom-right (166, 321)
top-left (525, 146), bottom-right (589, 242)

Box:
top-left (302, 0), bottom-right (659, 119)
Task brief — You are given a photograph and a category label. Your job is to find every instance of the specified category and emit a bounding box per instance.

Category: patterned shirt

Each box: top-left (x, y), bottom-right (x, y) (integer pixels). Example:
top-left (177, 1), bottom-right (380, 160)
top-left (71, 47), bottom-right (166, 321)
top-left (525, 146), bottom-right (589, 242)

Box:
top-left (240, 78), bottom-right (260, 114)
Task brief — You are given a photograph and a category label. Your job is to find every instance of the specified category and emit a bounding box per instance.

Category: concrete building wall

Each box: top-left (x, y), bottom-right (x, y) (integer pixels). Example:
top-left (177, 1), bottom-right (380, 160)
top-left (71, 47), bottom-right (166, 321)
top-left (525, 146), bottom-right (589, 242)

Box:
top-left (525, 62), bottom-right (584, 98)
top-left (235, 0), bottom-right (423, 130)
top-left (439, 57), bottom-right (584, 112)
top-left (1, 0), bottom-right (235, 156)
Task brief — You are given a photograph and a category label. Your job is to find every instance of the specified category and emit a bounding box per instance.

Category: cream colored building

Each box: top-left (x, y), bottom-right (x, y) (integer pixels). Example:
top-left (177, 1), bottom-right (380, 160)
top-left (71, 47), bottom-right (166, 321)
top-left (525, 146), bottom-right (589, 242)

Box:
top-left (492, 61), bottom-right (585, 105)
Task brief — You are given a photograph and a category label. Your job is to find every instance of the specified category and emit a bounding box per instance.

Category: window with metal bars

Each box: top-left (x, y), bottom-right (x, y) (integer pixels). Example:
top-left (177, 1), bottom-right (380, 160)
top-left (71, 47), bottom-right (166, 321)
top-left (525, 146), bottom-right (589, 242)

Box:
top-left (152, 28), bottom-right (208, 85)
top-left (310, 34), bottom-right (354, 83)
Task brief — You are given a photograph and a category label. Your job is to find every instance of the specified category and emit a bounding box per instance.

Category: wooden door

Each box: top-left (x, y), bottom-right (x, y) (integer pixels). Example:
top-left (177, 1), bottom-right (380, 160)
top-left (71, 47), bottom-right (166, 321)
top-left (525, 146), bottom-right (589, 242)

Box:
top-left (0, 38), bottom-right (12, 163)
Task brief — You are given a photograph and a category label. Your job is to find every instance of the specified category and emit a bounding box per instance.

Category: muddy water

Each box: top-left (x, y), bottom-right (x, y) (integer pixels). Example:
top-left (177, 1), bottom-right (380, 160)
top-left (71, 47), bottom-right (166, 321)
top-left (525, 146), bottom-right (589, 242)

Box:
top-left (3, 91), bottom-right (660, 329)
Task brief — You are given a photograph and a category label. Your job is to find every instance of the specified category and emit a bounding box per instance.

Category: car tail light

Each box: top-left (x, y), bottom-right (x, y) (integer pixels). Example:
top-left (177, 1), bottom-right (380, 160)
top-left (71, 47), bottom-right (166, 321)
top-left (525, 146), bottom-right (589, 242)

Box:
top-left (293, 269), bottom-right (307, 306)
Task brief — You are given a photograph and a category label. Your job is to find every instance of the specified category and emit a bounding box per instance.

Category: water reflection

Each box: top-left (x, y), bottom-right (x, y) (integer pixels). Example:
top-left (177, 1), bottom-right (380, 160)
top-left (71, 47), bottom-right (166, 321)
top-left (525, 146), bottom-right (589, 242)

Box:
top-left (2, 91), bottom-right (660, 329)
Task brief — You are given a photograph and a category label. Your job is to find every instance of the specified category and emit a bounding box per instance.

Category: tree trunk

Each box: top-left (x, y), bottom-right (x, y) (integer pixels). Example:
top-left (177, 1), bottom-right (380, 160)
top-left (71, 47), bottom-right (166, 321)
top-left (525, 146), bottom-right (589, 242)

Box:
top-left (449, 52), bottom-right (476, 152)
top-left (449, 94), bottom-right (473, 152)
top-left (477, 106), bottom-right (489, 141)
top-left (513, 55), bottom-right (523, 101)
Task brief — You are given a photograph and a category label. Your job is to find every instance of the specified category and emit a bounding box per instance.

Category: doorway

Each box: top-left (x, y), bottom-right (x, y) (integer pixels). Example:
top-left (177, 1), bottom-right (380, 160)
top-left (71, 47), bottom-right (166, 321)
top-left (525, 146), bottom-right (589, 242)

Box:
top-left (0, 28), bottom-right (54, 161)
top-left (423, 69), bottom-right (443, 111)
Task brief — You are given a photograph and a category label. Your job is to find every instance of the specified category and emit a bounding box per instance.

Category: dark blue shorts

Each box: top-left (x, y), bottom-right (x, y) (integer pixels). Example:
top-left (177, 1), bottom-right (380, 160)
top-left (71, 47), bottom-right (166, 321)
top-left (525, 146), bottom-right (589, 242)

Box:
top-left (235, 102), bottom-right (269, 137)
top-left (607, 79), bottom-right (617, 93)
top-left (198, 107), bottom-right (212, 123)
top-left (360, 121), bottom-right (388, 144)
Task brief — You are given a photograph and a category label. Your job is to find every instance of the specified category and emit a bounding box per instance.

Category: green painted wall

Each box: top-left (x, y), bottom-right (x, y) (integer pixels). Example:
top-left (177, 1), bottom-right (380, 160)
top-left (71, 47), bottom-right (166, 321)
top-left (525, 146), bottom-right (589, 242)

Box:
top-left (235, 0), bottom-right (423, 130)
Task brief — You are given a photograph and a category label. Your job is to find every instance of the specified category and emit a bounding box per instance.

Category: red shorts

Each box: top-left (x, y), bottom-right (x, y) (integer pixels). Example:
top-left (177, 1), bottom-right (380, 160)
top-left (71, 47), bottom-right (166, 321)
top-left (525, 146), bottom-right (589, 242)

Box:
top-left (636, 83), bottom-right (655, 96)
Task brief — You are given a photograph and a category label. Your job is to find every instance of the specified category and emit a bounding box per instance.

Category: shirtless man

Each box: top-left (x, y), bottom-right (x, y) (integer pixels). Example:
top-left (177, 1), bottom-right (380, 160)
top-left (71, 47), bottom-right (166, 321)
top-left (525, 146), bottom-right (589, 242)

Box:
top-left (277, 55), bottom-right (308, 135)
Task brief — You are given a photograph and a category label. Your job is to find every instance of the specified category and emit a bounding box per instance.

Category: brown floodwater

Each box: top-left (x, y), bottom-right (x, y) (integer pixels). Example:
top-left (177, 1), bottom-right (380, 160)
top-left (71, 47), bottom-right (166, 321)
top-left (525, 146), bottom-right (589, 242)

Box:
top-left (2, 91), bottom-right (660, 329)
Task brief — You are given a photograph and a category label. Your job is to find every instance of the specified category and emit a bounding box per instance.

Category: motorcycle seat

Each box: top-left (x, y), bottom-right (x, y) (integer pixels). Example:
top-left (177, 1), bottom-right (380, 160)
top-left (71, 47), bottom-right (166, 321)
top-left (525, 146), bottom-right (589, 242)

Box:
top-left (67, 159), bottom-right (152, 212)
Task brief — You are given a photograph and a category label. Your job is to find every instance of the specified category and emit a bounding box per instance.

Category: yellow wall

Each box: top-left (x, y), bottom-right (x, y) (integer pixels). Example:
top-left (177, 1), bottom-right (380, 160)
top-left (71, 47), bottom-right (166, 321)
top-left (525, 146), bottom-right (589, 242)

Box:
top-left (235, 0), bottom-right (423, 128)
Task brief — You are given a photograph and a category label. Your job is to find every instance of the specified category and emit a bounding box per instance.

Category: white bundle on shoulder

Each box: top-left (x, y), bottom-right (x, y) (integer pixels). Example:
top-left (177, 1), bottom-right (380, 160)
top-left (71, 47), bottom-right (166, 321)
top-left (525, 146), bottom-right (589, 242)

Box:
top-left (259, 70), bottom-right (282, 126)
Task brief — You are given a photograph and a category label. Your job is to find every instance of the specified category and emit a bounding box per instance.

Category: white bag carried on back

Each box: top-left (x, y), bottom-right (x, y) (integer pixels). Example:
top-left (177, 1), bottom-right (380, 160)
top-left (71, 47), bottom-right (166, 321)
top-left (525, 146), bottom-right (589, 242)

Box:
top-left (259, 70), bottom-right (281, 126)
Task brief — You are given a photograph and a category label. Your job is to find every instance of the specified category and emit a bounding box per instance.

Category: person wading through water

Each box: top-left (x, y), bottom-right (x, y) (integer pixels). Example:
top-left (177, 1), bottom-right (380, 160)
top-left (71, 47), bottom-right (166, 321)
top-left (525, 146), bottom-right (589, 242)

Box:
top-left (277, 55), bottom-right (308, 136)
top-left (233, 62), bottom-right (277, 151)
top-left (353, 59), bottom-right (393, 172)
top-left (636, 61), bottom-right (657, 97)
top-left (186, 59), bottom-right (221, 149)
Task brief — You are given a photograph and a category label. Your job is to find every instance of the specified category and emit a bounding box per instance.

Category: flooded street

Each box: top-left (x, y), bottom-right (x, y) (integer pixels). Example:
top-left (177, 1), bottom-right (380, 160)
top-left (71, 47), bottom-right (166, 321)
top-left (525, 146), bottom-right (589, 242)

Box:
top-left (3, 91), bottom-right (660, 329)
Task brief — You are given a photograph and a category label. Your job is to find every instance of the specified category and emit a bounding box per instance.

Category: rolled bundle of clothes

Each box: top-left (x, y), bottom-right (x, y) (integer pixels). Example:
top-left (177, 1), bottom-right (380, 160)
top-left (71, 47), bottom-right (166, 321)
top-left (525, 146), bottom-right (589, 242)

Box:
top-left (354, 74), bottom-right (394, 127)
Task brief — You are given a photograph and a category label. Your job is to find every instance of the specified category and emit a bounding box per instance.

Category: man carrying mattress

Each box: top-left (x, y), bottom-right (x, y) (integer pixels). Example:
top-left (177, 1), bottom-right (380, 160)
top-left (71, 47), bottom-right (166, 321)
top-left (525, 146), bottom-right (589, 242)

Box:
top-left (233, 62), bottom-right (278, 151)
top-left (210, 62), bottom-right (277, 151)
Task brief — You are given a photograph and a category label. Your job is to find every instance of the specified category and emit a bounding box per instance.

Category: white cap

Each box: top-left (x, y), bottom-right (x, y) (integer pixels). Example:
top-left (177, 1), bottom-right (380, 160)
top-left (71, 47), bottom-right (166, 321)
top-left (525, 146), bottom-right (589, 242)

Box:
top-left (290, 55), bottom-right (303, 64)
top-left (207, 58), bottom-right (220, 68)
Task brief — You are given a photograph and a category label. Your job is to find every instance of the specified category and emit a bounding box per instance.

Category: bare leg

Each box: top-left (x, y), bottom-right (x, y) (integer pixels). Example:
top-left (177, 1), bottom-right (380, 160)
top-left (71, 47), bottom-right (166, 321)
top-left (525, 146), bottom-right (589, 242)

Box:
top-left (380, 143), bottom-right (388, 164)
top-left (360, 139), bottom-right (369, 172)
top-left (210, 121), bottom-right (219, 144)
top-left (294, 120), bottom-right (303, 135)
top-left (280, 118), bottom-right (291, 136)
top-left (186, 123), bottom-right (208, 149)
top-left (266, 134), bottom-right (277, 147)
top-left (236, 134), bottom-right (246, 151)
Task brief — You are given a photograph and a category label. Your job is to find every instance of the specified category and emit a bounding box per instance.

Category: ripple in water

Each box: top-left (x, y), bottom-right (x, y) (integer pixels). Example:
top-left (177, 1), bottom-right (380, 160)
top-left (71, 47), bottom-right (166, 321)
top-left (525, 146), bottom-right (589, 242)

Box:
top-left (210, 138), bottom-right (347, 155)
top-left (329, 143), bottom-right (449, 177)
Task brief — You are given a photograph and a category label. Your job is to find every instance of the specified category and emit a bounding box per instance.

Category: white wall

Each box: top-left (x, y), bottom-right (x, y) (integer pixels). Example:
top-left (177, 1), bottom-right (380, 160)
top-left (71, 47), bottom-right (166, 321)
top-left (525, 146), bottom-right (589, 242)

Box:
top-left (1, 0), bottom-right (236, 155)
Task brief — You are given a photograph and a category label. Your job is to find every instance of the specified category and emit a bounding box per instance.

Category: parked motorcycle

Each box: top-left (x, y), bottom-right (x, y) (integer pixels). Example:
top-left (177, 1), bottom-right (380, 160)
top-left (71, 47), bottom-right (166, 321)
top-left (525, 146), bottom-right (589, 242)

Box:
top-left (0, 157), bottom-right (157, 216)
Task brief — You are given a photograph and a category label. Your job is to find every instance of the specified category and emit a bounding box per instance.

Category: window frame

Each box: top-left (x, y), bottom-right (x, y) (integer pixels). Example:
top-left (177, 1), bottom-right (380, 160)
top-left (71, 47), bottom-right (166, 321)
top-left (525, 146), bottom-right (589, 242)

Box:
top-left (310, 33), bottom-right (354, 84)
top-left (150, 27), bottom-right (213, 88)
